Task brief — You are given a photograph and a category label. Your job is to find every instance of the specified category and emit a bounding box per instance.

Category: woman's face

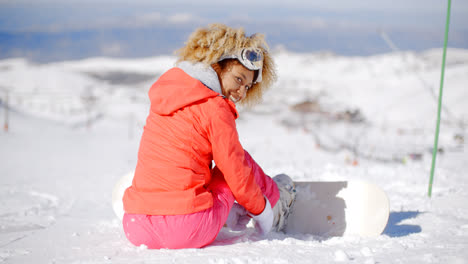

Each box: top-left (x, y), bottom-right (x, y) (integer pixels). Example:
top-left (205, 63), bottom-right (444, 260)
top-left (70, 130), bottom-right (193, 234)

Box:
top-left (219, 63), bottom-right (255, 103)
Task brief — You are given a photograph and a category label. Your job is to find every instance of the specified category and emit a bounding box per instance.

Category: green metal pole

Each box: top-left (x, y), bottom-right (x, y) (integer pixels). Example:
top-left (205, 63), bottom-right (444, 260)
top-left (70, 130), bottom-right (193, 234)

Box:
top-left (428, 0), bottom-right (452, 197)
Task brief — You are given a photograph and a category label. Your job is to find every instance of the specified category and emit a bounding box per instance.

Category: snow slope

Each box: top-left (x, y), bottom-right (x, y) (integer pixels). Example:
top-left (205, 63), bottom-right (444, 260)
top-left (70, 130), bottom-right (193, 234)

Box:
top-left (0, 49), bottom-right (467, 263)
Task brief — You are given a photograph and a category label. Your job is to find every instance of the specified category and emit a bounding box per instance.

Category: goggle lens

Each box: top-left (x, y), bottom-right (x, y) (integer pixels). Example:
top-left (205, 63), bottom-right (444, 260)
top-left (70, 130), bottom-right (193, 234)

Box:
top-left (244, 49), bottom-right (263, 62)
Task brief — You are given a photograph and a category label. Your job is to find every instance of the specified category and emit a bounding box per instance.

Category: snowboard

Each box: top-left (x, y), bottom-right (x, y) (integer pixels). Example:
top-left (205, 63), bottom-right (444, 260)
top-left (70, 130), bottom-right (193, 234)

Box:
top-left (112, 171), bottom-right (133, 221)
top-left (284, 181), bottom-right (390, 237)
top-left (112, 173), bottom-right (390, 238)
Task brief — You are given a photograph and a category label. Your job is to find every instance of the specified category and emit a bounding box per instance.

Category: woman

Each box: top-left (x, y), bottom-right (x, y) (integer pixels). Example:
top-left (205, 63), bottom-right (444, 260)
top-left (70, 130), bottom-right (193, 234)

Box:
top-left (122, 23), bottom-right (296, 249)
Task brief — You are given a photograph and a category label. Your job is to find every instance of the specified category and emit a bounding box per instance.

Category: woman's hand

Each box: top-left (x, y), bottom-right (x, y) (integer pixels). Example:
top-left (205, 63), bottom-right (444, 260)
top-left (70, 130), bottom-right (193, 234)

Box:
top-left (249, 197), bottom-right (273, 236)
top-left (226, 203), bottom-right (251, 231)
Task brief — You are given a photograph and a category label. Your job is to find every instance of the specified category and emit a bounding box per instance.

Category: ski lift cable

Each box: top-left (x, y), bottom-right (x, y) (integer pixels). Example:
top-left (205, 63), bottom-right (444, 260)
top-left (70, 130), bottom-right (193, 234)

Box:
top-left (378, 28), bottom-right (459, 126)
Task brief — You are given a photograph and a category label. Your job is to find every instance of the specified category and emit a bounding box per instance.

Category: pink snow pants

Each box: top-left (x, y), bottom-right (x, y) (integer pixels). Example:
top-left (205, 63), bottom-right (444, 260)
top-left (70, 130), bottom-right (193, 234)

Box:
top-left (122, 151), bottom-right (280, 249)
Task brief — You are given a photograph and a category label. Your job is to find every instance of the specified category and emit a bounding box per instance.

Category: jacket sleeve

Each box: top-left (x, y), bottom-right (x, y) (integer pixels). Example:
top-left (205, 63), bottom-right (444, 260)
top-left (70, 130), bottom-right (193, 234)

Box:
top-left (206, 101), bottom-right (266, 215)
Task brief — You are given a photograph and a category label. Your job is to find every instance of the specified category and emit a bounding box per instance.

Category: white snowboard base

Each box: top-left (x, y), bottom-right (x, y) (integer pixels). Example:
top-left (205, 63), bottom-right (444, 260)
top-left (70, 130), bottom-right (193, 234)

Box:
top-left (284, 181), bottom-right (390, 237)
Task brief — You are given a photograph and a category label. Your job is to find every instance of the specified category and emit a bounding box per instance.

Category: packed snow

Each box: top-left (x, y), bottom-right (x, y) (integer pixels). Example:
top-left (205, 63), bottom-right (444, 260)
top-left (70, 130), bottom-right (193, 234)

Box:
top-left (0, 48), bottom-right (467, 263)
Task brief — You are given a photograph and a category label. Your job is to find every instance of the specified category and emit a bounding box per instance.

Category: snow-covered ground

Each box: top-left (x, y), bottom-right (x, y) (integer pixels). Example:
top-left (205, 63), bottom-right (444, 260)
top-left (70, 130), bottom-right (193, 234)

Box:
top-left (0, 49), bottom-right (467, 263)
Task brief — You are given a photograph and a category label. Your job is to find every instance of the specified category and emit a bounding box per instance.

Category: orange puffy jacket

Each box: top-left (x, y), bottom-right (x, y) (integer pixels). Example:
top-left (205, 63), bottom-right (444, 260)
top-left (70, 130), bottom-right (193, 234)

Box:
top-left (123, 67), bottom-right (266, 216)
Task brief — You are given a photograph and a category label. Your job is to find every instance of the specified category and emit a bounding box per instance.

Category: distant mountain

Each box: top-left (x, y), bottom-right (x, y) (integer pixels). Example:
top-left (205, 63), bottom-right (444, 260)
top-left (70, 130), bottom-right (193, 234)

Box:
top-left (1, 22), bottom-right (467, 63)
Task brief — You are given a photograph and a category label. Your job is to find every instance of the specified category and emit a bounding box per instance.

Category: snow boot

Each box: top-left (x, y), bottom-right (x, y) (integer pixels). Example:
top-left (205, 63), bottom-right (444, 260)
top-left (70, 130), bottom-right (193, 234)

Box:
top-left (272, 174), bottom-right (297, 232)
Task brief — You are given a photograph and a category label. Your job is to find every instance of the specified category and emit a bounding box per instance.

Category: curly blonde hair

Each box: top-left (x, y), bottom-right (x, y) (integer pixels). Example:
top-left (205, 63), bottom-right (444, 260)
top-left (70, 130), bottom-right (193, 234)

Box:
top-left (175, 23), bottom-right (277, 106)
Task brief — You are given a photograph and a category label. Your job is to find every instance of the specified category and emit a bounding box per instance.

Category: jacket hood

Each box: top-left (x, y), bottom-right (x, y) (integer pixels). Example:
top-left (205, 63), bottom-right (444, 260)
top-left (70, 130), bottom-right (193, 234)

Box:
top-left (177, 61), bottom-right (223, 95)
top-left (149, 62), bottom-right (224, 115)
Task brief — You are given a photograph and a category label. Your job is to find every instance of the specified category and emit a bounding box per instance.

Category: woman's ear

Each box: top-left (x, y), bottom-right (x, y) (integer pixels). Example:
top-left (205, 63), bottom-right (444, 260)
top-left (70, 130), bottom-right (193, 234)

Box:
top-left (211, 63), bottom-right (224, 93)
top-left (211, 63), bottom-right (222, 76)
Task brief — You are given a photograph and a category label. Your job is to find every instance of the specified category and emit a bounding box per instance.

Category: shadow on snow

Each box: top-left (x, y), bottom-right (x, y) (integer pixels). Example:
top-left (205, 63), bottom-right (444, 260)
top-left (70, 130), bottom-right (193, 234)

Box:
top-left (383, 211), bottom-right (422, 237)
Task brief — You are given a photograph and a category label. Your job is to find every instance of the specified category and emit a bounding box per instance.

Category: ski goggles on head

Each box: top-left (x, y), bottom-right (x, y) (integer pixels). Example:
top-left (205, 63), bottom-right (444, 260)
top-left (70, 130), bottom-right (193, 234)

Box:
top-left (219, 48), bottom-right (264, 83)
top-left (240, 48), bottom-right (263, 71)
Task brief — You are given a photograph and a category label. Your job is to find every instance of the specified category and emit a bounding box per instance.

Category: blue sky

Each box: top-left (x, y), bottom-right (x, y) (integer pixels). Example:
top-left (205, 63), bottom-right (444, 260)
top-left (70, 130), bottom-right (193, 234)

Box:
top-left (0, 0), bottom-right (467, 61)
top-left (2, 0), bottom-right (467, 32)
